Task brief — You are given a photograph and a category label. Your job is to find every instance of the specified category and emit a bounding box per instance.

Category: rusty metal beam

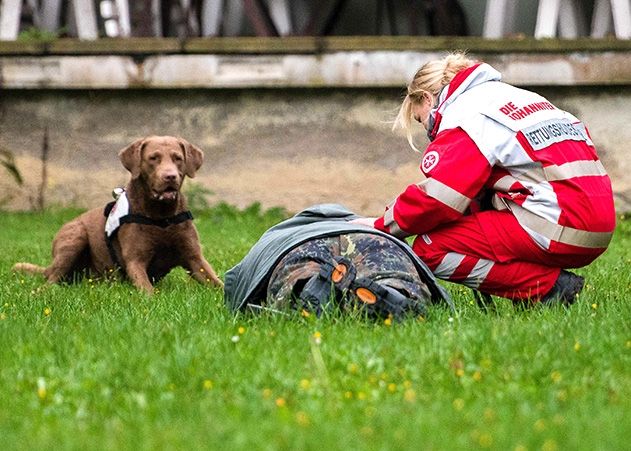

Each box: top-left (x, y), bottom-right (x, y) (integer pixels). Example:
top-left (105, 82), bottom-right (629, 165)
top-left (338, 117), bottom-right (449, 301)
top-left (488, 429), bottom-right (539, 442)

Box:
top-left (242, 0), bottom-right (278, 37)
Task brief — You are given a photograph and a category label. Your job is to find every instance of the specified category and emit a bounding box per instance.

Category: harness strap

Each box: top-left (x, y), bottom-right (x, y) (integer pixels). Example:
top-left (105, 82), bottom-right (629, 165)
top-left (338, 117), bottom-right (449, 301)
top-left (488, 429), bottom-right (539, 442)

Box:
top-left (103, 201), bottom-right (194, 268)
top-left (118, 211), bottom-right (194, 228)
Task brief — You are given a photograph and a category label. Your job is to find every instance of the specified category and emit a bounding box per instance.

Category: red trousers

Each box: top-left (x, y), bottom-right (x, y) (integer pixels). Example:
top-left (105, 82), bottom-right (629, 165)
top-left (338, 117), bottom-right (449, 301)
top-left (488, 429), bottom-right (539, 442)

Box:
top-left (412, 210), bottom-right (603, 301)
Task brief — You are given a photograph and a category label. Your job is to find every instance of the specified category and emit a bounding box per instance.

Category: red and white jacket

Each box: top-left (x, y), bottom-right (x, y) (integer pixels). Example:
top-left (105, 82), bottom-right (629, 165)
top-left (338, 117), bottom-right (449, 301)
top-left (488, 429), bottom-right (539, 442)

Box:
top-left (375, 63), bottom-right (615, 253)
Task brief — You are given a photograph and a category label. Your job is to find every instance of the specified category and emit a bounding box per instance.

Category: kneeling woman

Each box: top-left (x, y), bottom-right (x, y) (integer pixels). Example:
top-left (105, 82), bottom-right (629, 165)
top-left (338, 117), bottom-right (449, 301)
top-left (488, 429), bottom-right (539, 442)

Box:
top-left (354, 52), bottom-right (615, 304)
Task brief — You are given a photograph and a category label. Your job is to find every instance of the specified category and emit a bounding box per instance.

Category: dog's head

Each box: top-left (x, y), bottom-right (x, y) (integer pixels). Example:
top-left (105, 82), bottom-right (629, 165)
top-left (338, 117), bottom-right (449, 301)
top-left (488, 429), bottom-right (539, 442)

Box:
top-left (119, 136), bottom-right (204, 203)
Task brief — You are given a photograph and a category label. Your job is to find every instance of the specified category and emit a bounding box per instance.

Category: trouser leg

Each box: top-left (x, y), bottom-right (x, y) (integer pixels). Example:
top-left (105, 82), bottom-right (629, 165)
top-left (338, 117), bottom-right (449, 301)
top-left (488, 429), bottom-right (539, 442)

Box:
top-left (412, 211), bottom-right (560, 301)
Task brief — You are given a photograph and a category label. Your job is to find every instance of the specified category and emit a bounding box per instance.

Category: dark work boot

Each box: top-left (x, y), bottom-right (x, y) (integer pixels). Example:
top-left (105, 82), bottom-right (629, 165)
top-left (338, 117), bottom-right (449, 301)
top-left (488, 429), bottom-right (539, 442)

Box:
top-left (541, 270), bottom-right (585, 306)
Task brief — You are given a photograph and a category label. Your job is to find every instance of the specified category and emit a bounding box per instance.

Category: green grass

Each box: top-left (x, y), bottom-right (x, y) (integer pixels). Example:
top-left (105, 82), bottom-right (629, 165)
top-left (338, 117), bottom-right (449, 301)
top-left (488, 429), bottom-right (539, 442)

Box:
top-left (0, 204), bottom-right (629, 451)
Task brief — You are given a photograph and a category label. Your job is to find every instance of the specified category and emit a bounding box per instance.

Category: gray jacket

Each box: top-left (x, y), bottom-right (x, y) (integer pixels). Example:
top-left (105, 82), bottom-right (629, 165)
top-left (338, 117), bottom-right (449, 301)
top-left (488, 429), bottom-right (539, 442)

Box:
top-left (224, 204), bottom-right (452, 311)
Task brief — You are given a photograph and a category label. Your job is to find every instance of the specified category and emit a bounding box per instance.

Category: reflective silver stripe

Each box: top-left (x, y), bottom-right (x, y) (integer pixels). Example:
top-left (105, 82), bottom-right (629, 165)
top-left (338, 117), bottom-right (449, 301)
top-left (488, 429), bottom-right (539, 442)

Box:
top-left (543, 160), bottom-right (607, 181)
top-left (465, 259), bottom-right (495, 289)
top-left (418, 178), bottom-right (471, 213)
top-left (384, 206), bottom-right (395, 227)
top-left (433, 252), bottom-right (465, 279)
top-left (383, 206), bottom-right (409, 239)
top-left (519, 160), bottom-right (607, 184)
top-left (388, 221), bottom-right (407, 239)
top-left (509, 203), bottom-right (613, 249)
top-left (491, 194), bottom-right (509, 211)
top-left (493, 175), bottom-right (519, 191)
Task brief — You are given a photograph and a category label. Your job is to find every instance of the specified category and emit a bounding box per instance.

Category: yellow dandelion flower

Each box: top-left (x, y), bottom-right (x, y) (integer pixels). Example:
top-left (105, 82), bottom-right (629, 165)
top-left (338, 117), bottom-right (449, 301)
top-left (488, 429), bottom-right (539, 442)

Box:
top-left (472, 371), bottom-right (482, 381)
top-left (347, 363), bottom-right (358, 374)
top-left (387, 383), bottom-right (397, 393)
top-left (344, 391), bottom-right (353, 399)
top-left (534, 419), bottom-right (546, 432)
top-left (403, 380), bottom-right (412, 389)
top-left (360, 426), bottom-right (373, 436)
top-left (453, 398), bottom-right (465, 411)
top-left (591, 303), bottom-right (598, 309)
top-left (0, 313), bottom-right (6, 320)
top-left (478, 433), bottom-right (493, 448)
top-left (626, 340), bottom-right (631, 349)
top-left (550, 370), bottom-right (562, 383)
top-left (275, 397), bottom-right (286, 407)
top-left (312, 331), bottom-right (322, 345)
top-left (455, 368), bottom-right (465, 377)
top-left (404, 388), bottom-right (416, 402)
top-left (43, 307), bottom-right (51, 316)
top-left (542, 439), bottom-right (558, 451)
top-left (556, 389), bottom-right (568, 401)
top-left (295, 411), bottom-right (310, 426)
top-left (299, 379), bottom-right (311, 390)
top-left (262, 388), bottom-right (272, 399)
top-left (203, 379), bottom-right (213, 390)
top-left (574, 341), bottom-right (581, 351)
top-left (357, 391), bottom-right (367, 400)
top-left (384, 317), bottom-right (392, 326)
top-left (300, 309), bottom-right (311, 318)
top-left (37, 378), bottom-right (47, 400)
top-left (238, 326), bottom-right (246, 335)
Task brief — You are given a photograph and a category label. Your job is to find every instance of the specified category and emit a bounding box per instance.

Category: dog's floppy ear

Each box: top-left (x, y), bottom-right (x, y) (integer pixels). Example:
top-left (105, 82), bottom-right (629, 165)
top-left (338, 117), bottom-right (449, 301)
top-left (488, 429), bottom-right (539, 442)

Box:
top-left (119, 138), bottom-right (145, 178)
top-left (178, 138), bottom-right (204, 178)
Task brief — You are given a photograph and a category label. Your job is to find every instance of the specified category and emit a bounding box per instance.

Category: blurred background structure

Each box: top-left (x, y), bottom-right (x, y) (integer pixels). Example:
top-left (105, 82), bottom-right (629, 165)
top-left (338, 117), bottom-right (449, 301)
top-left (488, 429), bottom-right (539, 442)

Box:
top-left (1, 0), bottom-right (630, 40)
top-left (0, 1), bottom-right (630, 213)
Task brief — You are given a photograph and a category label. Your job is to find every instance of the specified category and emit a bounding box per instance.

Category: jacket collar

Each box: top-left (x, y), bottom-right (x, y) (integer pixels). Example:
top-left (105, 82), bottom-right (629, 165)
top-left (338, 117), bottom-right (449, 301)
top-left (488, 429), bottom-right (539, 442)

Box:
top-left (428, 63), bottom-right (502, 140)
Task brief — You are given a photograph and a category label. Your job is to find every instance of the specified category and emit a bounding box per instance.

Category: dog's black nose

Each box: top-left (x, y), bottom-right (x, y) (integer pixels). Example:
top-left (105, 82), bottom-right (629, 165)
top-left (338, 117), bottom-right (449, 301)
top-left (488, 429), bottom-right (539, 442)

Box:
top-left (162, 172), bottom-right (178, 183)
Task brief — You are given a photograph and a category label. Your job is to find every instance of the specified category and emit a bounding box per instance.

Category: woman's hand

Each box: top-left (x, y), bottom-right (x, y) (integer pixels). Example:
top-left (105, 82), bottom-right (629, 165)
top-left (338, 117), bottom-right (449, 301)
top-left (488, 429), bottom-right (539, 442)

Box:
top-left (349, 217), bottom-right (378, 227)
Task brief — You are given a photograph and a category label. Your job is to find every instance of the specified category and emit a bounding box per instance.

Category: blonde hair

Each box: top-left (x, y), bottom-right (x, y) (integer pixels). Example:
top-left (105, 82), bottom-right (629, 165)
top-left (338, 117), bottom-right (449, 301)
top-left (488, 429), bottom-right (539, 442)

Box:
top-left (393, 52), bottom-right (477, 152)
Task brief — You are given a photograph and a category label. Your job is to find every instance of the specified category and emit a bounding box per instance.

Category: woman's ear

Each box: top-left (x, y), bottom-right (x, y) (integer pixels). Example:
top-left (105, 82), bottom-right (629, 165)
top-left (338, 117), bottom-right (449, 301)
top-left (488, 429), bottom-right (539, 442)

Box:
top-left (423, 91), bottom-right (435, 107)
top-left (178, 138), bottom-right (204, 178)
top-left (119, 138), bottom-right (145, 178)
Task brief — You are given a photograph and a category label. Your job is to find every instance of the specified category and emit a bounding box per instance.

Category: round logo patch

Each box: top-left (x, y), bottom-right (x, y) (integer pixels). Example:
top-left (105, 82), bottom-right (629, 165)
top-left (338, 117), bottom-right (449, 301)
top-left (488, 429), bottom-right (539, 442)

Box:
top-left (422, 151), bottom-right (440, 173)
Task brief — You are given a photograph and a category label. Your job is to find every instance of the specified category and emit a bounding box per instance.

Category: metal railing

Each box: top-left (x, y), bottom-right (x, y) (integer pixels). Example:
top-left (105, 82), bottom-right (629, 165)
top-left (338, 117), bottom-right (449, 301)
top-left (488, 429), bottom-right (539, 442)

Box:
top-left (1, 0), bottom-right (629, 41)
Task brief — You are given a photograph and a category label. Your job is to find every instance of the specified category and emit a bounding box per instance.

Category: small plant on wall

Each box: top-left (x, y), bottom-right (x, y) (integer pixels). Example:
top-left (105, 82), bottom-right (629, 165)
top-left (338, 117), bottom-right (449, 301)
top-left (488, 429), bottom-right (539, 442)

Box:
top-left (0, 147), bottom-right (24, 208)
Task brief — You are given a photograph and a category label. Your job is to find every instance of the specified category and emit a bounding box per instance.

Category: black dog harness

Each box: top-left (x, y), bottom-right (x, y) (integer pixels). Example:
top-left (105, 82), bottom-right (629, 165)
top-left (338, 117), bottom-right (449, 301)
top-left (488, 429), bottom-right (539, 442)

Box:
top-left (103, 190), bottom-right (193, 268)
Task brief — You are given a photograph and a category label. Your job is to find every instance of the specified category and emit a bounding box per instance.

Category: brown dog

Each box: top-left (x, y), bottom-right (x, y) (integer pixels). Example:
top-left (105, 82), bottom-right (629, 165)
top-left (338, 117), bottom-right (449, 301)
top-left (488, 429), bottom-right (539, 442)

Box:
top-left (13, 136), bottom-right (223, 294)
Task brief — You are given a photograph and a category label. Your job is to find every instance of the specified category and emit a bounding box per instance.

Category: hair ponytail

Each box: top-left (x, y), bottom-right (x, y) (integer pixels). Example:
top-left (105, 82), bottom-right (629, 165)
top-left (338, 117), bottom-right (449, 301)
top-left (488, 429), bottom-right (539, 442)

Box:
top-left (393, 51), bottom-right (477, 152)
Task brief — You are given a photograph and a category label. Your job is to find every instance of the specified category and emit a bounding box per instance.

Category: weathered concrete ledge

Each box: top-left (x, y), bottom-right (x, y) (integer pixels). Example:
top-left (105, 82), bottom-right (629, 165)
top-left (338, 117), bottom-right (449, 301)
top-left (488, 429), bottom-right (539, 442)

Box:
top-left (1, 37), bottom-right (630, 88)
top-left (1, 37), bottom-right (629, 214)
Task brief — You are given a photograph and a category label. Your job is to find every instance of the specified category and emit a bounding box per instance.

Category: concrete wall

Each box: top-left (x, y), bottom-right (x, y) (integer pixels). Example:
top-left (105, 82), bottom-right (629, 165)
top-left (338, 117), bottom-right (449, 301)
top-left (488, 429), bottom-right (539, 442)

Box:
top-left (1, 37), bottom-right (629, 213)
top-left (1, 85), bottom-right (629, 214)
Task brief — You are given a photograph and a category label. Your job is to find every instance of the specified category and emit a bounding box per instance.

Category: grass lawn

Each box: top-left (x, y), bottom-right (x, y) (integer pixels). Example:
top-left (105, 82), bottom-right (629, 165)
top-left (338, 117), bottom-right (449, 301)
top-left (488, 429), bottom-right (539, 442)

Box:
top-left (0, 204), bottom-right (629, 450)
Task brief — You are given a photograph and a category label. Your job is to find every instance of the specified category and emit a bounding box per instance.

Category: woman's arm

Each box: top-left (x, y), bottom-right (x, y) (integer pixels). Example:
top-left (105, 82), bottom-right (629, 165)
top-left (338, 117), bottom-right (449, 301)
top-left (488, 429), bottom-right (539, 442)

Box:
top-left (375, 127), bottom-right (492, 238)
